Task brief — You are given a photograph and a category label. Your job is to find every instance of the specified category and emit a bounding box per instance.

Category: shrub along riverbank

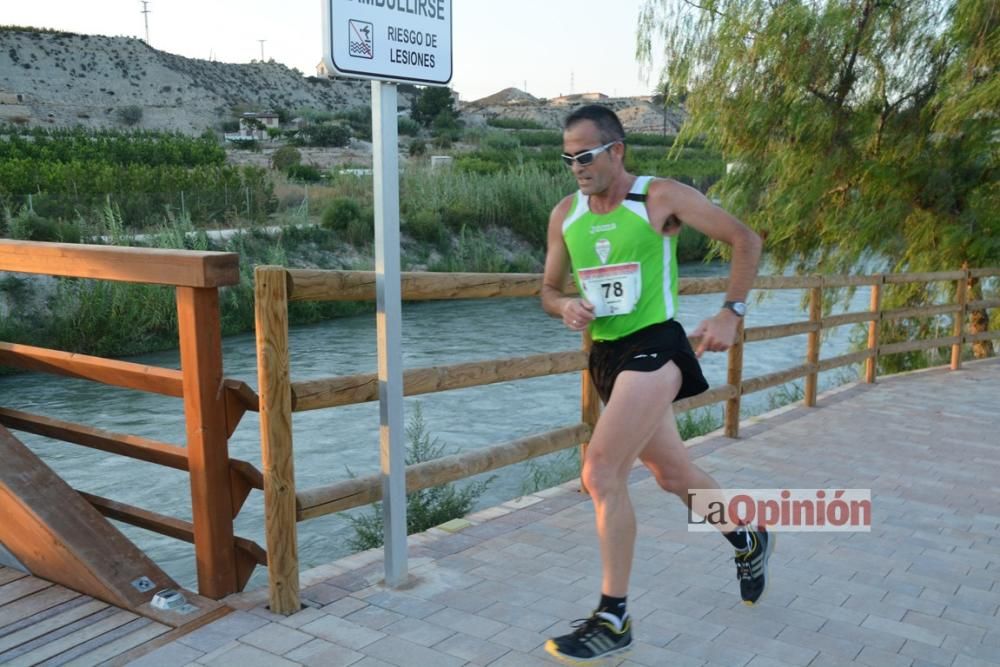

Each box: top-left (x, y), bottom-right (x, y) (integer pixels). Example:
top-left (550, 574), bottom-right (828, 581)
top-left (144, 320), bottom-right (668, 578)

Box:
top-left (0, 125), bottom-right (723, 361)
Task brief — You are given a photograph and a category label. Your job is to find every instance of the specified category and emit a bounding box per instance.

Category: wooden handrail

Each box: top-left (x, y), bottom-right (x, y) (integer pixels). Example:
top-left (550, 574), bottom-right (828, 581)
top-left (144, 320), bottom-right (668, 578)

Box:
top-left (296, 423), bottom-right (591, 520)
top-left (287, 269), bottom-right (544, 302)
top-left (0, 342), bottom-right (184, 396)
top-left (0, 407), bottom-right (188, 469)
top-left (821, 311), bottom-right (876, 328)
top-left (291, 351), bottom-right (588, 411)
top-left (883, 303), bottom-right (962, 320)
top-left (744, 320), bottom-right (818, 343)
top-left (883, 270), bottom-right (966, 284)
top-left (880, 335), bottom-right (961, 356)
top-left (0, 240), bottom-right (240, 287)
top-left (818, 350), bottom-right (874, 373)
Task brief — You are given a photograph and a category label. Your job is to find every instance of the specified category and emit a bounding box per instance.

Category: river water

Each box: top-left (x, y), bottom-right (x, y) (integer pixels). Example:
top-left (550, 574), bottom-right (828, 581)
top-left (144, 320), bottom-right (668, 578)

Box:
top-left (0, 262), bottom-right (870, 590)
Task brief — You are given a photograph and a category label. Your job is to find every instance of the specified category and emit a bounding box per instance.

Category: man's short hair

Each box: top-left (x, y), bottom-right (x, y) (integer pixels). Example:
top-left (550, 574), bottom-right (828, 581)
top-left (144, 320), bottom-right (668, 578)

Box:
top-left (565, 105), bottom-right (626, 144)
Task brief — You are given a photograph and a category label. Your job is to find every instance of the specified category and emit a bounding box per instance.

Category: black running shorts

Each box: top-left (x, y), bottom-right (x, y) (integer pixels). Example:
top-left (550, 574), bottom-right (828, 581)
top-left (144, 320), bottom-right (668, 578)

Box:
top-left (588, 320), bottom-right (709, 404)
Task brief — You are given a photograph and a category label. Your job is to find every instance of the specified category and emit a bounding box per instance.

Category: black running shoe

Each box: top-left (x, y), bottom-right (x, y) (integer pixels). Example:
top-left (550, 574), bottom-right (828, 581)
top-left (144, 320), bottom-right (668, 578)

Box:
top-left (544, 611), bottom-right (633, 664)
top-left (735, 526), bottom-right (775, 605)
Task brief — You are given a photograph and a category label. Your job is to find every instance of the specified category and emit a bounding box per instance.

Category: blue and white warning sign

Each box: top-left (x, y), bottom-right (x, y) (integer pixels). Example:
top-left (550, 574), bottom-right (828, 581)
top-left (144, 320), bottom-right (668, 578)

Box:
top-left (348, 19), bottom-right (374, 59)
top-left (323, 0), bottom-right (453, 86)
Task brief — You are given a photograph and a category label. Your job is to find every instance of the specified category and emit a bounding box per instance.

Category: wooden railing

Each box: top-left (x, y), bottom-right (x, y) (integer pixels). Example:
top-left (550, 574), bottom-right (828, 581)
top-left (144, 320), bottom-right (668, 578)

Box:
top-left (254, 265), bottom-right (999, 614)
top-left (0, 240), bottom-right (266, 599)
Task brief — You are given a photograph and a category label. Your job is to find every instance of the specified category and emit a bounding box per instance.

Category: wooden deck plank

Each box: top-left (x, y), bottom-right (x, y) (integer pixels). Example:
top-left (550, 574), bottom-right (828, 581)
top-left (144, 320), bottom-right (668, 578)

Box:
top-left (0, 568), bottom-right (28, 587)
top-left (61, 620), bottom-right (169, 667)
top-left (0, 578), bottom-right (52, 607)
top-left (6, 609), bottom-right (138, 667)
top-left (0, 600), bottom-right (107, 655)
top-left (0, 587), bottom-right (81, 630)
top-left (0, 598), bottom-right (93, 641)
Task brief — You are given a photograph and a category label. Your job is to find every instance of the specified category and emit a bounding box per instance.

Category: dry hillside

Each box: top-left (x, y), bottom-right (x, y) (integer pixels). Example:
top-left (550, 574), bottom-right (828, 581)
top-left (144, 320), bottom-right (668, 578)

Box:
top-left (0, 27), bottom-right (410, 134)
top-left (463, 90), bottom-right (685, 134)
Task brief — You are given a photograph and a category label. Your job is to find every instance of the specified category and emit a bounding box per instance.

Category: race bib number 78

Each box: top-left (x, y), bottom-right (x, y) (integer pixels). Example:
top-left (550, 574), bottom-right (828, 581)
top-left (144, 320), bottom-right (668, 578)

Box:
top-left (578, 262), bottom-right (641, 317)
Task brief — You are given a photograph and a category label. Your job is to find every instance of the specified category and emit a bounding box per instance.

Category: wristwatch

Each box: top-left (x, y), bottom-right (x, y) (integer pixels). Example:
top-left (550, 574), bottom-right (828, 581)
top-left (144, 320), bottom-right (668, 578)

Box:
top-left (722, 300), bottom-right (747, 317)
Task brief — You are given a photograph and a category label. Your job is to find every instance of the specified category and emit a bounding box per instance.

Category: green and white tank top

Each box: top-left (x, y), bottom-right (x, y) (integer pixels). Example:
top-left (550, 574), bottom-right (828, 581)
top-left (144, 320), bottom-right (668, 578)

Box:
top-left (562, 175), bottom-right (679, 342)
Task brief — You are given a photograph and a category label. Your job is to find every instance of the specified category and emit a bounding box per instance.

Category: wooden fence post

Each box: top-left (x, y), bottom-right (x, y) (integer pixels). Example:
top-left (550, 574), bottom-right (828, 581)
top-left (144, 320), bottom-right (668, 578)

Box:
top-left (580, 331), bottom-right (600, 495)
top-left (952, 264), bottom-right (969, 370)
top-left (865, 276), bottom-right (883, 384)
top-left (176, 286), bottom-right (238, 598)
top-left (724, 319), bottom-right (744, 438)
top-left (254, 266), bottom-right (300, 615)
top-left (805, 283), bottom-right (822, 407)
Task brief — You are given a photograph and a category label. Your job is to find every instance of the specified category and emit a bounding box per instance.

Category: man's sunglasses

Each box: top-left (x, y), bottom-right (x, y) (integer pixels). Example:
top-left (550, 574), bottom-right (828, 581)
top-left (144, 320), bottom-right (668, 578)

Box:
top-left (561, 141), bottom-right (620, 167)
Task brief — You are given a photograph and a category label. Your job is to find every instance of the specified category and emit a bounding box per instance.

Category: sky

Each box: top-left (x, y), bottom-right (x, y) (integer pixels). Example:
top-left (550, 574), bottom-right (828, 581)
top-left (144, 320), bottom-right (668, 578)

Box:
top-left (3, 0), bottom-right (663, 102)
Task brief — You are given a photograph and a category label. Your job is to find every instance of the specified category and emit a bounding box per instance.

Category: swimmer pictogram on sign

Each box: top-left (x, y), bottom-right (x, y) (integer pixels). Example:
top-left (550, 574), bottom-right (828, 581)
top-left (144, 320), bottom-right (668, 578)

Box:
top-left (349, 19), bottom-right (374, 59)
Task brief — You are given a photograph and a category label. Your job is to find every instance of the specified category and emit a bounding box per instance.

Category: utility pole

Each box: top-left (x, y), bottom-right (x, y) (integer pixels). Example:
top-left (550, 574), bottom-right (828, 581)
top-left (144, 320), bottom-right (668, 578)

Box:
top-left (140, 1), bottom-right (151, 44)
top-left (258, 39), bottom-right (266, 62)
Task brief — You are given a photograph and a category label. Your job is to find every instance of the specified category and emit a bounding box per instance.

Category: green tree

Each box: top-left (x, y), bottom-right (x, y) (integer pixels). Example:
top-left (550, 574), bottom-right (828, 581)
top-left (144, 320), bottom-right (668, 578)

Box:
top-left (638, 0), bottom-right (998, 358)
top-left (270, 145), bottom-right (301, 171)
top-left (411, 86), bottom-right (458, 127)
top-left (302, 123), bottom-right (350, 147)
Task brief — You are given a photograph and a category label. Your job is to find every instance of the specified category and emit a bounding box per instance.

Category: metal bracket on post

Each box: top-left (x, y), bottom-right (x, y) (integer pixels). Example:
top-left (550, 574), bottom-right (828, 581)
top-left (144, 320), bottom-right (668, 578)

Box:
top-left (372, 79), bottom-right (407, 587)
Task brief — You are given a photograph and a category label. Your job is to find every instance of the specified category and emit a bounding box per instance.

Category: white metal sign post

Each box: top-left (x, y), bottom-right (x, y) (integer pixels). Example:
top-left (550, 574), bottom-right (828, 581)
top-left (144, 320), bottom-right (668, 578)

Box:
top-left (323, 0), bottom-right (452, 588)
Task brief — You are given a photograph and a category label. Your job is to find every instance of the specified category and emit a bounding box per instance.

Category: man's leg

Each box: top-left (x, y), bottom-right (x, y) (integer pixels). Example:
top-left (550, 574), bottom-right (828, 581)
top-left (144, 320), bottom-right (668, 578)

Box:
top-left (637, 411), bottom-right (741, 532)
top-left (545, 362), bottom-right (681, 663)
top-left (583, 362), bottom-right (682, 597)
top-left (638, 408), bottom-right (776, 605)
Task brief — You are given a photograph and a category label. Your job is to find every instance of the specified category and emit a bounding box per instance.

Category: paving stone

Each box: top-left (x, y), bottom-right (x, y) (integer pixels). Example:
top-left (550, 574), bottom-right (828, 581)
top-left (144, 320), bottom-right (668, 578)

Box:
top-left (176, 612), bottom-right (269, 654)
top-left (298, 615), bottom-right (386, 650)
top-left (284, 638), bottom-right (364, 667)
top-left (381, 616), bottom-right (454, 647)
top-left (432, 632), bottom-right (510, 665)
top-left (861, 614), bottom-right (947, 647)
top-left (818, 619), bottom-right (906, 653)
top-left (423, 607), bottom-right (506, 640)
top-left (478, 601), bottom-right (562, 632)
top-left (126, 642), bottom-right (205, 667)
top-left (898, 639), bottom-right (959, 667)
top-left (359, 636), bottom-right (465, 667)
top-left (774, 625), bottom-right (862, 661)
top-left (238, 622), bottom-right (313, 655)
top-left (344, 605), bottom-right (406, 630)
top-left (644, 609), bottom-right (726, 641)
top-left (625, 641), bottom-right (707, 667)
top-left (716, 627), bottom-right (818, 666)
top-left (786, 596), bottom-right (868, 626)
top-left (201, 642), bottom-right (301, 667)
top-left (485, 649), bottom-right (559, 666)
top-left (487, 625), bottom-right (547, 653)
top-left (321, 597), bottom-right (370, 617)
top-left (665, 632), bottom-right (753, 666)
top-left (902, 610), bottom-right (987, 642)
top-left (856, 645), bottom-right (915, 667)
top-left (301, 583), bottom-right (350, 606)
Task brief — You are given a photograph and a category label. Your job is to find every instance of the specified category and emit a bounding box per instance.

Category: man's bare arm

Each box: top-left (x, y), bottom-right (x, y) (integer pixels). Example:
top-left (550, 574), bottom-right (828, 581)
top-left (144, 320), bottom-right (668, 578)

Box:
top-left (651, 179), bottom-right (762, 354)
top-left (541, 196), bottom-right (593, 330)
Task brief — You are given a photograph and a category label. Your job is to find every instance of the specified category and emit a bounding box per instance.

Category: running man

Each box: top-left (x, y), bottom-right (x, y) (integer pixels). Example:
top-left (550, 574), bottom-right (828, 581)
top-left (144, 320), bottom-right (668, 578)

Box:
top-left (541, 104), bottom-right (771, 664)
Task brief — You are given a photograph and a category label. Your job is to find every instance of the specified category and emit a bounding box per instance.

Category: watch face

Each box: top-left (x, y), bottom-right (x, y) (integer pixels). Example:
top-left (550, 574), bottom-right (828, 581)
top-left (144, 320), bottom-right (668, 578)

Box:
top-left (725, 301), bottom-right (747, 316)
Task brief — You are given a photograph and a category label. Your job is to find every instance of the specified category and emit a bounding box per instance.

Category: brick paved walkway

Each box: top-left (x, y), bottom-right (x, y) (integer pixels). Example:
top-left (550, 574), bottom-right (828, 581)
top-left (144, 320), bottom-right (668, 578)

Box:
top-left (129, 359), bottom-right (1000, 666)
